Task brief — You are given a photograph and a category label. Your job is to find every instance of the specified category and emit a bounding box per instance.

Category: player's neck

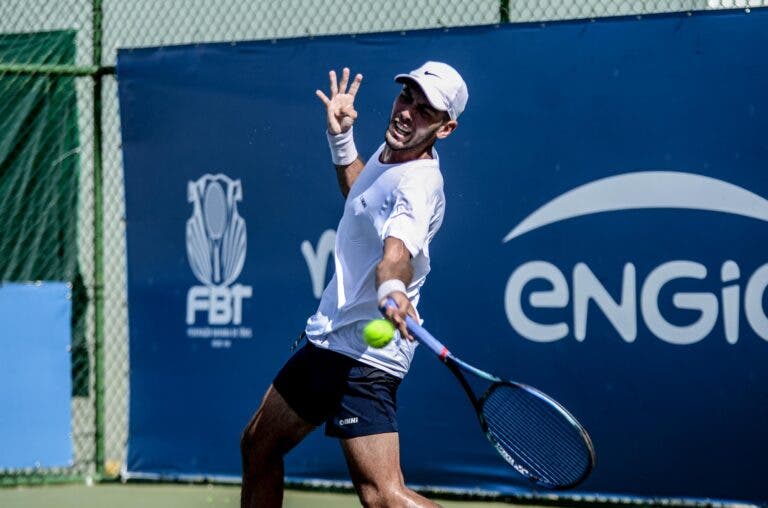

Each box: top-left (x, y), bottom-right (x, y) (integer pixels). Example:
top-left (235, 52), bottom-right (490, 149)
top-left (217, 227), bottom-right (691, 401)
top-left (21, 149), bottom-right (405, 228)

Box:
top-left (380, 144), bottom-right (434, 165)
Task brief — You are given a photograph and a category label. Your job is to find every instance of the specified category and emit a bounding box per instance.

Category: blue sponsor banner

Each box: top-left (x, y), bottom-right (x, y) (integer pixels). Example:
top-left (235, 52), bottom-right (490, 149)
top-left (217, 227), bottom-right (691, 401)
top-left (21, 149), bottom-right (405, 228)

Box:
top-left (0, 282), bottom-right (72, 469)
top-left (118, 9), bottom-right (768, 502)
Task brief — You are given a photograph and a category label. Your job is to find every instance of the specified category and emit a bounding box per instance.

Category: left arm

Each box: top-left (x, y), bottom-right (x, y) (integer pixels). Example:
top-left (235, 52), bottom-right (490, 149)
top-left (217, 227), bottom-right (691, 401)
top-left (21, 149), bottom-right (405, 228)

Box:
top-left (376, 236), bottom-right (417, 340)
top-left (335, 157), bottom-right (365, 198)
top-left (315, 67), bottom-right (365, 197)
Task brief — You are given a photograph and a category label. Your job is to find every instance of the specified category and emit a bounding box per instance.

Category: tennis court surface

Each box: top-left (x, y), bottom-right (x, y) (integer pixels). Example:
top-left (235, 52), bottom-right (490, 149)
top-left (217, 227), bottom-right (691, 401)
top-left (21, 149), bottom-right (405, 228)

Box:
top-left (0, 484), bottom-right (551, 508)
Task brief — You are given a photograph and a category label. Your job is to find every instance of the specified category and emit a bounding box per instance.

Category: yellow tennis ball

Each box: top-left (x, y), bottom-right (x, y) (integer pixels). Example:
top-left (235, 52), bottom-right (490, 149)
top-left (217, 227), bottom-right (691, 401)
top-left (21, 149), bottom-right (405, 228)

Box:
top-left (363, 319), bottom-right (395, 348)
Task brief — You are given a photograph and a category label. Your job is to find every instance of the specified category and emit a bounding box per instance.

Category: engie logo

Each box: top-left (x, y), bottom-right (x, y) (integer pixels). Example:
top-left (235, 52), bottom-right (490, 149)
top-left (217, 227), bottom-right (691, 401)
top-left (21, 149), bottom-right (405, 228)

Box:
top-left (185, 174), bottom-right (253, 341)
top-left (503, 171), bottom-right (768, 345)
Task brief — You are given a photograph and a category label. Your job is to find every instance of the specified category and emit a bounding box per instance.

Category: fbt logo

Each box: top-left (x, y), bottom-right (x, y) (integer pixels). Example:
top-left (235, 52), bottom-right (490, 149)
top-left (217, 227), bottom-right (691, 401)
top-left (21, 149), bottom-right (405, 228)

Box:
top-left (185, 174), bottom-right (253, 329)
top-left (187, 285), bottom-right (251, 325)
top-left (504, 171), bottom-right (768, 345)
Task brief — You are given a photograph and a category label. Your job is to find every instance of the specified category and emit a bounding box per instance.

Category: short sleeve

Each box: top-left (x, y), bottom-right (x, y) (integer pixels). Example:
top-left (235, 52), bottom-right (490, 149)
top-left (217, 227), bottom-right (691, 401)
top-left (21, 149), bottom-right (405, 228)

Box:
top-left (380, 174), bottom-right (435, 257)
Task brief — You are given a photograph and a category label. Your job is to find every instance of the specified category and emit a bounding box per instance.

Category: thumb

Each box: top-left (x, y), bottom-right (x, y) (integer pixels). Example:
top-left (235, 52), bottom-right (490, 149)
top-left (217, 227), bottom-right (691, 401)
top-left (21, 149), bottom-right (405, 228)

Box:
top-left (341, 105), bottom-right (358, 120)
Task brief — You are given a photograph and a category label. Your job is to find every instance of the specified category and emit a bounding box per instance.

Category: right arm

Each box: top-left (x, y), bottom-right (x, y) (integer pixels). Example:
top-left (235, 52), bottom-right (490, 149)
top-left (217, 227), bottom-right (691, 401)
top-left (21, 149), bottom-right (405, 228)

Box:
top-left (316, 67), bottom-right (365, 198)
top-left (376, 237), bottom-right (416, 341)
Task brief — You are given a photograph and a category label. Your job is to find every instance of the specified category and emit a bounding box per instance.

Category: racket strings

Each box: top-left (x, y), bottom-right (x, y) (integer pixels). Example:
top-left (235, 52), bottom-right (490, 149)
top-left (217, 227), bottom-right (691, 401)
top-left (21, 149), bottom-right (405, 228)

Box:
top-left (485, 403), bottom-right (583, 488)
top-left (482, 384), bottom-right (592, 488)
top-left (486, 394), bottom-right (587, 486)
top-left (484, 387), bottom-right (589, 486)
top-left (500, 393), bottom-right (587, 466)
top-left (486, 401), bottom-right (577, 485)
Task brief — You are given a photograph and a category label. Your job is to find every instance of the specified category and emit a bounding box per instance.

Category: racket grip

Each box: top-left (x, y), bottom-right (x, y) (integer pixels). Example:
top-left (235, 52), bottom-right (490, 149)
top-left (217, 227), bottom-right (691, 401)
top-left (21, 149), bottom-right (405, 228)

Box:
top-left (381, 298), bottom-right (449, 359)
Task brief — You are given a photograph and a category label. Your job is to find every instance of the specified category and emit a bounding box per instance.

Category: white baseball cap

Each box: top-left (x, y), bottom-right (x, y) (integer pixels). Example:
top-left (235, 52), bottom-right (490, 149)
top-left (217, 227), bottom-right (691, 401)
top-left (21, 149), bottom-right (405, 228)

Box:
top-left (395, 61), bottom-right (468, 120)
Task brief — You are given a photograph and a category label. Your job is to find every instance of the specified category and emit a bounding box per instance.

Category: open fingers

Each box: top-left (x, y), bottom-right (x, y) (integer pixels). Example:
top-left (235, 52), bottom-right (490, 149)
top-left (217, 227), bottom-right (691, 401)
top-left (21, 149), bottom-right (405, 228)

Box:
top-left (329, 70), bottom-right (338, 97)
top-left (338, 67), bottom-right (350, 94)
top-left (315, 89), bottom-right (331, 106)
top-left (348, 73), bottom-right (363, 98)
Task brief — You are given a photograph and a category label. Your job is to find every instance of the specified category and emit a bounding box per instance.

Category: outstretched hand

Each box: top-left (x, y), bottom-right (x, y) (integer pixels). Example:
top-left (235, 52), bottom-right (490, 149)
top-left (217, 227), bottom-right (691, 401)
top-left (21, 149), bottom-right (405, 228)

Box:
top-left (315, 67), bottom-right (363, 135)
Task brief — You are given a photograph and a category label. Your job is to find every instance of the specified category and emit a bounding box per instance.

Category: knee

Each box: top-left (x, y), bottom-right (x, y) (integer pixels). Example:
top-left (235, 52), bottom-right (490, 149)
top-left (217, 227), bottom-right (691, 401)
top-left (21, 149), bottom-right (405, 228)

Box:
top-left (240, 423), bottom-right (283, 481)
top-left (240, 423), bottom-right (260, 469)
top-left (239, 424), bottom-right (257, 458)
top-left (240, 406), bottom-right (292, 468)
top-left (240, 410), bottom-right (273, 464)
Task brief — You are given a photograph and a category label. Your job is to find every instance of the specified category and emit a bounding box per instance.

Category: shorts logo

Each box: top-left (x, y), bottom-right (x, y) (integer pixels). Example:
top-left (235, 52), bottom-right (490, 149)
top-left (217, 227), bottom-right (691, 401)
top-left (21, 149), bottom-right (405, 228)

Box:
top-left (338, 417), bottom-right (359, 426)
top-left (503, 171), bottom-right (768, 345)
top-left (185, 174), bottom-right (253, 342)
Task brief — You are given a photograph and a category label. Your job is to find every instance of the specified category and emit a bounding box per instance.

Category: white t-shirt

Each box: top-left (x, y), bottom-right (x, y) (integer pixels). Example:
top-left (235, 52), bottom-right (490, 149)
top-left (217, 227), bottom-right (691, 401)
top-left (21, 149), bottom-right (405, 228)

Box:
top-left (305, 143), bottom-right (446, 378)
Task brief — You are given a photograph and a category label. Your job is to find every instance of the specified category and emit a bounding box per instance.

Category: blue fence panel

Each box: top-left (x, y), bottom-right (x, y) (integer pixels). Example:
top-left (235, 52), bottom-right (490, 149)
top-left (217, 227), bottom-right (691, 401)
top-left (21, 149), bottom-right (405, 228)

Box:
top-left (0, 282), bottom-right (72, 469)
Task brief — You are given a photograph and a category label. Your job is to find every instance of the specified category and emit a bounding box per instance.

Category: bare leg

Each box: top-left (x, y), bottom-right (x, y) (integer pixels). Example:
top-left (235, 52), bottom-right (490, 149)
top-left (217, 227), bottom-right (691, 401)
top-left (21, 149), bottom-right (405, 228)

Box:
top-left (340, 432), bottom-right (440, 508)
top-left (240, 385), bottom-right (315, 508)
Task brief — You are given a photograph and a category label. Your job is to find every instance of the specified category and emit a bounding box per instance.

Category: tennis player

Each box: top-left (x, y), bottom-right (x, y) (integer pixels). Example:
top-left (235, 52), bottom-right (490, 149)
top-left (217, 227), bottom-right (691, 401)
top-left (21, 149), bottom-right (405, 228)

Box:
top-left (241, 61), bottom-right (468, 508)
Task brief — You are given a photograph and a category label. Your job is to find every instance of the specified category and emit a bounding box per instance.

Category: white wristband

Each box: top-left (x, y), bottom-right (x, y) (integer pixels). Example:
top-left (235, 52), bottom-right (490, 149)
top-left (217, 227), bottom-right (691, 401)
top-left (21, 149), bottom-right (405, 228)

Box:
top-left (377, 279), bottom-right (407, 303)
top-left (327, 127), bottom-right (358, 166)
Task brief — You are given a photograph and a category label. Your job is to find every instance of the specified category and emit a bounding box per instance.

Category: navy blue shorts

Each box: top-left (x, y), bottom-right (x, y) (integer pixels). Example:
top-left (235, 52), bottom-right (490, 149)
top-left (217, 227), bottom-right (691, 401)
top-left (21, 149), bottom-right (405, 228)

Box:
top-left (272, 341), bottom-right (401, 438)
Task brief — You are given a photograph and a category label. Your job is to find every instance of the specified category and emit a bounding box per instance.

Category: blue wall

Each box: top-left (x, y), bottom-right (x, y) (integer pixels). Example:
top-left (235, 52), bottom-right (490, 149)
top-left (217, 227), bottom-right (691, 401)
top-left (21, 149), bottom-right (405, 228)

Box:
top-left (0, 283), bottom-right (72, 469)
top-left (118, 9), bottom-right (768, 502)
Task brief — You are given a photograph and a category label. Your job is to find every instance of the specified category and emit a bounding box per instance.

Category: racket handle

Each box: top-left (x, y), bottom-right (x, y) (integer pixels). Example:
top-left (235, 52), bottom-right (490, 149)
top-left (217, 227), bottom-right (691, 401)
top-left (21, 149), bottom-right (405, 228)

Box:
top-left (381, 298), bottom-right (450, 360)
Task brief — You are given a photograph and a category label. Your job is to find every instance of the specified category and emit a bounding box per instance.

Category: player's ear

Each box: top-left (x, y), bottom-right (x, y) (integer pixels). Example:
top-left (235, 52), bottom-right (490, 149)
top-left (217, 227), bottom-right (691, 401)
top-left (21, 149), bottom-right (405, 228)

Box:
top-left (436, 119), bottom-right (458, 140)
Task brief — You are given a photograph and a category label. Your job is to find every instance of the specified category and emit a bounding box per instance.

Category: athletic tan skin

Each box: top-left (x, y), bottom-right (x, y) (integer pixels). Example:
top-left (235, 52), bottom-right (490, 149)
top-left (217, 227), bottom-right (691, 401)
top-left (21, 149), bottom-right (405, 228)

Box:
top-left (240, 67), bottom-right (457, 508)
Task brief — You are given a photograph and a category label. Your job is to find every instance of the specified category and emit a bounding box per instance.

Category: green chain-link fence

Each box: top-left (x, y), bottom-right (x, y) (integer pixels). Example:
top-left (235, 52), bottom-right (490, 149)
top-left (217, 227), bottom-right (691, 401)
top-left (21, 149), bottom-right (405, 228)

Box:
top-left (0, 0), bottom-right (765, 486)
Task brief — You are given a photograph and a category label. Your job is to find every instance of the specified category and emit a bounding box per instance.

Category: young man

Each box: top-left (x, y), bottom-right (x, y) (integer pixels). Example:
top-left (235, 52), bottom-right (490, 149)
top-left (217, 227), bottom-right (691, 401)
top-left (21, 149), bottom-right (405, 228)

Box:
top-left (240, 61), bottom-right (468, 508)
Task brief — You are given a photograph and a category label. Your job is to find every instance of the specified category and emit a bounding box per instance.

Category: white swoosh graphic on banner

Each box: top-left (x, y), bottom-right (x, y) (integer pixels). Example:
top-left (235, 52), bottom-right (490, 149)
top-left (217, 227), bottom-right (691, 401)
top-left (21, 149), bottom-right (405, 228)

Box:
top-left (503, 171), bottom-right (768, 242)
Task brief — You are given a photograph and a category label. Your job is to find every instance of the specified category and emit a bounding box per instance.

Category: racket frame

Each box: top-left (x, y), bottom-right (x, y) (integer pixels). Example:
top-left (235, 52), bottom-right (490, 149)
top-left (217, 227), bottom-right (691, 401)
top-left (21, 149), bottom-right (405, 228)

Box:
top-left (385, 301), bottom-right (596, 489)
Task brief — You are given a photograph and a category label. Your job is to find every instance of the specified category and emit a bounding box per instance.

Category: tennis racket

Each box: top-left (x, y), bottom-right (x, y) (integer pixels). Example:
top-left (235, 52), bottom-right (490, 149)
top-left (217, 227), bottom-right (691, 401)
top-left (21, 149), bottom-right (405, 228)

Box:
top-left (382, 300), bottom-right (595, 489)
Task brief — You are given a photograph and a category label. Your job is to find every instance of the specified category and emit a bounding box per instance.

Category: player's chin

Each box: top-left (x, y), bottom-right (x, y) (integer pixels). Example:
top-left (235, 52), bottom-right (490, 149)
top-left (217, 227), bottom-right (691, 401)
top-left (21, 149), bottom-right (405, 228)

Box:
top-left (385, 130), bottom-right (413, 151)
